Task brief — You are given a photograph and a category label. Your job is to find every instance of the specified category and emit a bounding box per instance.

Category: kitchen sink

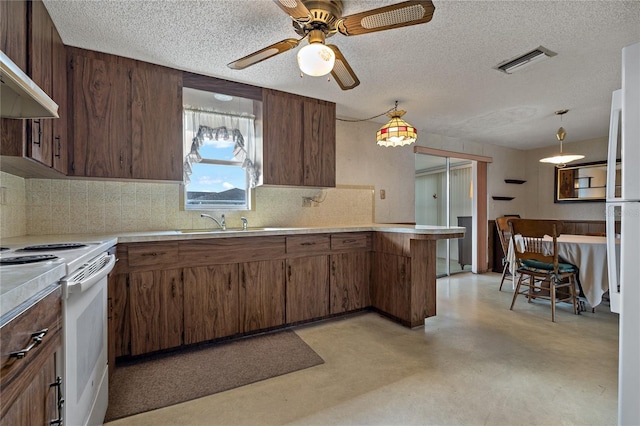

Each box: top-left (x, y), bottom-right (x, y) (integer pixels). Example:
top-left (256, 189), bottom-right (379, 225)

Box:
top-left (174, 227), bottom-right (275, 234)
top-left (175, 229), bottom-right (226, 234)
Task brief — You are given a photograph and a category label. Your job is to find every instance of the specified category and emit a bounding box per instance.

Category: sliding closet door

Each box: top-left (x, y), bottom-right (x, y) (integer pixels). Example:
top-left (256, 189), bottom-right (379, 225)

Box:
top-left (415, 154), bottom-right (472, 277)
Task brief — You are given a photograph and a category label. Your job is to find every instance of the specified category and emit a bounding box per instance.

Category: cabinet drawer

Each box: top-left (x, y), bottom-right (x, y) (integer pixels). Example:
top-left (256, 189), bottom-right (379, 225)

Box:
top-left (1, 286), bottom-right (61, 411)
top-left (286, 235), bottom-right (330, 254)
top-left (127, 242), bottom-right (179, 268)
top-left (331, 233), bottom-right (371, 250)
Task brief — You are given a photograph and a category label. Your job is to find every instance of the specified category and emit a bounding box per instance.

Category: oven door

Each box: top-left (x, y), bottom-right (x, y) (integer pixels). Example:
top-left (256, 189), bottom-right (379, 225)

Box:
top-left (61, 253), bottom-right (115, 426)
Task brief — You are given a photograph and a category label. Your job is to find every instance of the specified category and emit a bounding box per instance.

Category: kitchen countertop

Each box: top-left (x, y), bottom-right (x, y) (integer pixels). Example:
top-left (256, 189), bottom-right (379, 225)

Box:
top-left (0, 262), bottom-right (66, 325)
top-left (0, 224), bottom-right (463, 324)
top-left (114, 223), bottom-right (466, 243)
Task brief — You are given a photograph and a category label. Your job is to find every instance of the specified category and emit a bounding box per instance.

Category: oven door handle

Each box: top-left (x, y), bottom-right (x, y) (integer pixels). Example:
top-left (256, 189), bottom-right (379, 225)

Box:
top-left (64, 254), bottom-right (116, 295)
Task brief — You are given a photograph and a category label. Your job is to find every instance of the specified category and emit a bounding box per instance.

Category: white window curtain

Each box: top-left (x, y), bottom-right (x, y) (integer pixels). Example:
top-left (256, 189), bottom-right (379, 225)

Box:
top-left (183, 107), bottom-right (259, 187)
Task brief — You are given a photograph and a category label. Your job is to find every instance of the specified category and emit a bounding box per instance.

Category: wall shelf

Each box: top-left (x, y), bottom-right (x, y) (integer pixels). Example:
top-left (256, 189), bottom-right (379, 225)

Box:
top-left (504, 179), bottom-right (526, 184)
top-left (492, 196), bottom-right (515, 201)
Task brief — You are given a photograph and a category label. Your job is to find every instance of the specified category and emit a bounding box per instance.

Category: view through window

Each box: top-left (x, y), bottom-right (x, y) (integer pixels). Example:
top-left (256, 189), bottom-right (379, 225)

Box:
top-left (183, 88), bottom-right (260, 210)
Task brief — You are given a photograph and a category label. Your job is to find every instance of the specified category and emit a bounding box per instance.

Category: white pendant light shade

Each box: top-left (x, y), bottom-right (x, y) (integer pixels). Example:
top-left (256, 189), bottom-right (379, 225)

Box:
top-left (297, 43), bottom-right (335, 77)
top-left (539, 110), bottom-right (584, 167)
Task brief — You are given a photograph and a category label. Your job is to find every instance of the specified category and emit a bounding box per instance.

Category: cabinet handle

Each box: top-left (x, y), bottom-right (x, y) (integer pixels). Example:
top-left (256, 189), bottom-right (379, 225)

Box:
top-left (300, 242), bottom-right (316, 246)
top-left (288, 265), bottom-right (292, 280)
top-left (9, 328), bottom-right (48, 359)
top-left (49, 376), bottom-right (64, 426)
top-left (228, 275), bottom-right (232, 291)
top-left (331, 261), bottom-right (336, 275)
top-left (343, 239), bottom-right (357, 244)
top-left (54, 136), bottom-right (61, 158)
top-left (33, 120), bottom-right (42, 146)
top-left (172, 281), bottom-right (176, 298)
top-left (141, 252), bottom-right (159, 257)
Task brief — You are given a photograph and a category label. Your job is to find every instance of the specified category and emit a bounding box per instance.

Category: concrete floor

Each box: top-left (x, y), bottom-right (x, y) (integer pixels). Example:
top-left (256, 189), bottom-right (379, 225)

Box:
top-left (107, 272), bottom-right (619, 425)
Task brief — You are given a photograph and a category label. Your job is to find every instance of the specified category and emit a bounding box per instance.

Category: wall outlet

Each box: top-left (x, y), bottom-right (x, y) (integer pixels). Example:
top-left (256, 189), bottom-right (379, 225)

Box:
top-left (302, 197), bottom-right (313, 207)
top-left (380, 189), bottom-right (386, 200)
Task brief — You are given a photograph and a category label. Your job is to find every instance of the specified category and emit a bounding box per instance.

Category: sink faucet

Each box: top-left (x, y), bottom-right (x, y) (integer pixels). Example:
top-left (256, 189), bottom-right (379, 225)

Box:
top-left (240, 217), bottom-right (248, 231)
top-left (201, 213), bottom-right (226, 230)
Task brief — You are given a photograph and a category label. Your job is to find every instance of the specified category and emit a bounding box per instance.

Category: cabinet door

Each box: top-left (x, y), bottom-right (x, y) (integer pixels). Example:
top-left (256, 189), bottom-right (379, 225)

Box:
top-left (129, 269), bottom-right (183, 355)
top-left (286, 255), bottom-right (329, 323)
top-left (108, 273), bottom-right (130, 367)
top-left (51, 26), bottom-right (67, 174)
top-left (262, 89), bottom-right (304, 185)
top-left (330, 252), bottom-right (371, 314)
top-left (131, 61), bottom-right (183, 180)
top-left (1, 354), bottom-right (58, 426)
top-left (27, 0), bottom-right (53, 167)
top-left (69, 49), bottom-right (132, 178)
top-left (183, 264), bottom-right (239, 344)
top-left (303, 98), bottom-right (335, 187)
top-left (239, 260), bottom-right (285, 333)
top-left (371, 252), bottom-right (410, 320)
top-left (0, 0), bottom-right (26, 154)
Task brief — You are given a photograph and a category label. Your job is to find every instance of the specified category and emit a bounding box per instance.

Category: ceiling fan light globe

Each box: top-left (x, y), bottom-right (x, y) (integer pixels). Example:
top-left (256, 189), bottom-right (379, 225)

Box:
top-left (297, 43), bottom-right (335, 77)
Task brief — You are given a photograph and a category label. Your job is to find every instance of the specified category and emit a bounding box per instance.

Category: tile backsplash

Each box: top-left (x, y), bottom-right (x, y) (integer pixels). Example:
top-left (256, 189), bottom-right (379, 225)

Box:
top-left (0, 172), bottom-right (374, 237)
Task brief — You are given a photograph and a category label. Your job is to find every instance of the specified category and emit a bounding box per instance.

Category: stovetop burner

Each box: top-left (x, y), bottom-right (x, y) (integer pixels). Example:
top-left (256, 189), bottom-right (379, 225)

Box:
top-left (18, 243), bottom-right (88, 252)
top-left (0, 254), bottom-right (59, 265)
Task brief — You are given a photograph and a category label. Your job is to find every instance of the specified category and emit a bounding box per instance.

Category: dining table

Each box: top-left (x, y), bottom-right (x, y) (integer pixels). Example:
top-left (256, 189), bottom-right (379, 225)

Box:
top-left (508, 234), bottom-right (619, 309)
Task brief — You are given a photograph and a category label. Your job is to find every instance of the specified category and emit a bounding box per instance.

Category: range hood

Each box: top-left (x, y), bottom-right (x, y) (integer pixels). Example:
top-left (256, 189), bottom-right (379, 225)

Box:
top-left (1, 51), bottom-right (59, 119)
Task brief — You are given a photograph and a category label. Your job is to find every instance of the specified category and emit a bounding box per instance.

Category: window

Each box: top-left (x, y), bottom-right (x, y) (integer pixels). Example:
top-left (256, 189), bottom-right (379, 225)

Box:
top-left (183, 88), bottom-right (260, 211)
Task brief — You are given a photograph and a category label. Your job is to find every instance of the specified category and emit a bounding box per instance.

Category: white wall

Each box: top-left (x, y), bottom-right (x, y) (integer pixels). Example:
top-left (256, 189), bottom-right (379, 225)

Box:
top-left (337, 119), bottom-right (610, 224)
top-left (524, 136), bottom-right (609, 220)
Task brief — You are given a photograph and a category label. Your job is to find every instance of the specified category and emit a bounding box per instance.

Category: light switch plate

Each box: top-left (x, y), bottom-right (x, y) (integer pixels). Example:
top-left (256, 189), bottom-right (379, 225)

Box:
top-left (380, 189), bottom-right (386, 200)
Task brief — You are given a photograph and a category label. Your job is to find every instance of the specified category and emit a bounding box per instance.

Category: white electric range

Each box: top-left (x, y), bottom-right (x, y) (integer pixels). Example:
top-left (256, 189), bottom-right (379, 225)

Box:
top-left (0, 236), bottom-right (117, 426)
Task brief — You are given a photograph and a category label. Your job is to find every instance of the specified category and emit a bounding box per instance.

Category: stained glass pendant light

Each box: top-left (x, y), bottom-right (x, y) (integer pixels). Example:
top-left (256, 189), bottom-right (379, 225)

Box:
top-left (539, 109), bottom-right (584, 167)
top-left (376, 101), bottom-right (418, 147)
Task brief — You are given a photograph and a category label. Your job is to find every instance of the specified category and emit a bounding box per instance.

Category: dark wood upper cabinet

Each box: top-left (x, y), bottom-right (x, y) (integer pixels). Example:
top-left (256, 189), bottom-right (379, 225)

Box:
top-left (51, 26), bottom-right (67, 174)
top-left (67, 47), bottom-right (183, 180)
top-left (262, 88), bottom-right (336, 187)
top-left (68, 48), bottom-right (132, 178)
top-left (303, 97), bottom-right (336, 187)
top-left (27, 0), bottom-right (54, 167)
top-left (131, 61), bottom-right (183, 180)
top-left (0, 0), bottom-right (27, 156)
top-left (1, 0), bottom-right (67, 177)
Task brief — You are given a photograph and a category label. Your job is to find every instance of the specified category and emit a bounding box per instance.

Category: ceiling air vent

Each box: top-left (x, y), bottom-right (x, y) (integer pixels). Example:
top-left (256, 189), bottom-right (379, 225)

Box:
top-left (494, 46), bottom-right (557, 74)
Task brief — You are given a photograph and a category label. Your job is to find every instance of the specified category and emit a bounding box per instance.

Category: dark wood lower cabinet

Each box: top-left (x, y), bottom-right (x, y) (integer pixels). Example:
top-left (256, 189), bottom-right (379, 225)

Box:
top-left (129, 269), bottom-right (183, 355)
top-left (239, 260), bottom-right (285, 333)
top-left (108, 230), bottom-right (460, 358)
top-left (1, 287), bottom-right (61, 425)
top-left (330, 252), bottom-right (370, 314)
top-left (286, 255), bottom-right (330, 323)
top-left (183, 264), bottom-right (239, 344)
top-left (371, 252), bottom-right (410, 321)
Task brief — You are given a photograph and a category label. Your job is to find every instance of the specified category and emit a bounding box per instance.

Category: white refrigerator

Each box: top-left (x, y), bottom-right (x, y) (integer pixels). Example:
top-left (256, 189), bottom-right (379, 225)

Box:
top-left (606, 41), bottom-right (640, 426)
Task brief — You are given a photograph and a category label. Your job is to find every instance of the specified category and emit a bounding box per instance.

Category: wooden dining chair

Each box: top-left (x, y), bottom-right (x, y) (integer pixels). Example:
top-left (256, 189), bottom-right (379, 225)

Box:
top-left (495, 215), bottom-right (519, 291)
top-left (507, 219), bottom-right (579, 322)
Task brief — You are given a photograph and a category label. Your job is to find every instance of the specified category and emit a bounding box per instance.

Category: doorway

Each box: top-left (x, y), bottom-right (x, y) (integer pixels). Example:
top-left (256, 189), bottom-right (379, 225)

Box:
top-left (415, 155), bottom-right (473, 277)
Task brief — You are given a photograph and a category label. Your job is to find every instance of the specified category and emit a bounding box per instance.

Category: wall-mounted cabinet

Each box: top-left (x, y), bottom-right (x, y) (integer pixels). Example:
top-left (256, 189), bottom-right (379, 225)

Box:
top-left (262, 89), bottom-right (336, 187)
top-left (0, 0), bottom-right (68, 178)
top-left (67, 47), bottom-right (183, 181)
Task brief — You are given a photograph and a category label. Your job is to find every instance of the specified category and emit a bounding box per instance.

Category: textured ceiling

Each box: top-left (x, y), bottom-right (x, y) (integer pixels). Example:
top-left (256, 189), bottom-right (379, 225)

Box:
top-left (43, 0), bottom-right (640, 150)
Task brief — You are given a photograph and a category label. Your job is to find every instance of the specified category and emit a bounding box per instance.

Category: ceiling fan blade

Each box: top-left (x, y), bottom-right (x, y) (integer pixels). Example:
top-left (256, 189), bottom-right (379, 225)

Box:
top-left (337, 0), bottom-right (435, 36)
top-left (327, 45), bottom-right (360, 90)
top-left (272, 0), bottom-right (311, 23)
top-left (227, 38), bottom-right (301, 70)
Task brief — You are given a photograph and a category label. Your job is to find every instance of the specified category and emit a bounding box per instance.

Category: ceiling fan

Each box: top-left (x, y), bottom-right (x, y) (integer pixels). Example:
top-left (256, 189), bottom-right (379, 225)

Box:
top-left (227, 0), bottom-right (436, 90)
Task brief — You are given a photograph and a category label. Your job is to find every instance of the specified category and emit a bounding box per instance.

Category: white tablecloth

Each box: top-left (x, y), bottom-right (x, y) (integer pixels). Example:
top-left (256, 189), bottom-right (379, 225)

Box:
top-left (507, 235), bottom-right (619, 308)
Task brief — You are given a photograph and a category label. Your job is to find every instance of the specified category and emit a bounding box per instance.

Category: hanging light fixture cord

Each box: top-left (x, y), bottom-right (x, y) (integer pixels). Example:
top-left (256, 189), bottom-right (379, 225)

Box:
top-left (337, 100), bottom-right (398, 123)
